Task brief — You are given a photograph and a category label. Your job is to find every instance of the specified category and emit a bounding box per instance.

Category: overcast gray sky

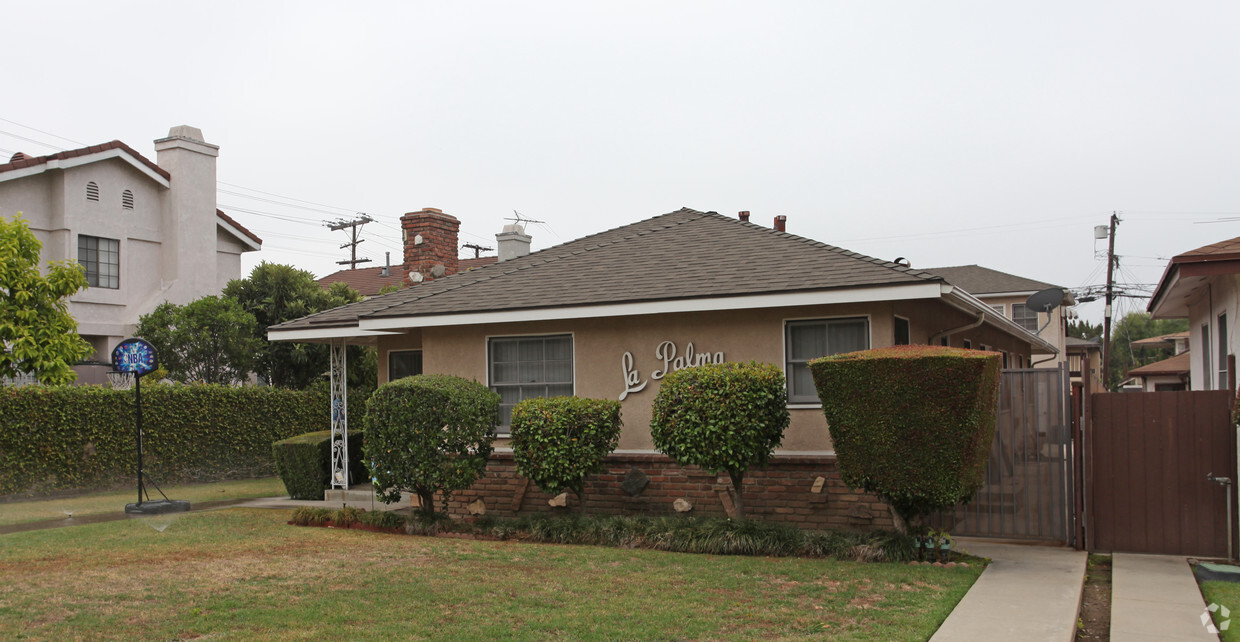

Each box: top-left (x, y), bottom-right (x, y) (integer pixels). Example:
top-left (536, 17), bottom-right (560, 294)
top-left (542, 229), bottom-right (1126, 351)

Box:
top-left (4, 1), bottom-right (1238, 325)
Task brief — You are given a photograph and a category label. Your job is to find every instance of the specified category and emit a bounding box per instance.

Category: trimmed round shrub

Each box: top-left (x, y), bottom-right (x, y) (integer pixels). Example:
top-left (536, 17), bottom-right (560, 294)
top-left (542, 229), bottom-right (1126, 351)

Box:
top-left (649, 361), bottom-right (790, 518)
top-left (809, 345), bottom-right (1001, 531)
top-left (363, 374), bottom-right (499, 515)
top-left (511, 396), bottom-right (622, 499)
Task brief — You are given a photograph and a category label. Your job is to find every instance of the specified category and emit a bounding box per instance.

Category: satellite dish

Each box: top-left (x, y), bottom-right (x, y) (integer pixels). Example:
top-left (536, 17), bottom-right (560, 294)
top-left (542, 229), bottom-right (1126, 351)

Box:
top-left (1026, 288), bottom-right (1065, 313)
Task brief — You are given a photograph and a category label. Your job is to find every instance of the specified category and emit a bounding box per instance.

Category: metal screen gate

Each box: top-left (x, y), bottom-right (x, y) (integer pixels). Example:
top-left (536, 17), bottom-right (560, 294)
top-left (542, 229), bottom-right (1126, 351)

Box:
top-left (929, 365), bottom-right (1074, 545)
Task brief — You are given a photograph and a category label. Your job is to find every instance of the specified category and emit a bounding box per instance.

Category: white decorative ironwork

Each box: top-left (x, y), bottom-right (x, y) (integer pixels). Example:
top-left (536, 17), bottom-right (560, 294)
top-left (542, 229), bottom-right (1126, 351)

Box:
top-left (329, 339), bottom-right (348, 490)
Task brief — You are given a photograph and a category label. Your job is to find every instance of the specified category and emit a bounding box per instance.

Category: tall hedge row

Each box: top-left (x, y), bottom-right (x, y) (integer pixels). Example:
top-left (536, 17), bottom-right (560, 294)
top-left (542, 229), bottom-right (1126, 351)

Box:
top-left (0, 385), bottom-right (359, 496)
top-left (809, 345), bottom-right (1001, 529)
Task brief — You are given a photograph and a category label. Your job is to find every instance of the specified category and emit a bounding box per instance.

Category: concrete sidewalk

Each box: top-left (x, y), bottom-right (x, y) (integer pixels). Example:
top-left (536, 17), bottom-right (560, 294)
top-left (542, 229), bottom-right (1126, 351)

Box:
top-left (931, 539), bottom-right (1086, 642)
top-left (1111, 553), bottom-right (1215, 641)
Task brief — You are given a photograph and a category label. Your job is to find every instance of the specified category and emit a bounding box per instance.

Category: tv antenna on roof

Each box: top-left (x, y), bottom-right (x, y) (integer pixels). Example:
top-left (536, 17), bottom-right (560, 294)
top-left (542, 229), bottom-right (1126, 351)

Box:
top-left (505, 210), bottom-right (545, 226)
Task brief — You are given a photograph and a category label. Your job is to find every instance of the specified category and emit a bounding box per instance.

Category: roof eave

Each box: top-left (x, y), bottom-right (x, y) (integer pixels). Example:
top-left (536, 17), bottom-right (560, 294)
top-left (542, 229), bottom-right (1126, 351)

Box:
top-left (0, 147), bottom-right (171, 188)
top-left (941, 286), bottom-right (1059, 355)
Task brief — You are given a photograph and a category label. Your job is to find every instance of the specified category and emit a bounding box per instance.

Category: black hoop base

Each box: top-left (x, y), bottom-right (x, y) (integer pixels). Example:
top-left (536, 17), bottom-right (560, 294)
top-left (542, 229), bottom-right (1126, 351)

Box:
top-left (124, 499), bottom-right (191, 515)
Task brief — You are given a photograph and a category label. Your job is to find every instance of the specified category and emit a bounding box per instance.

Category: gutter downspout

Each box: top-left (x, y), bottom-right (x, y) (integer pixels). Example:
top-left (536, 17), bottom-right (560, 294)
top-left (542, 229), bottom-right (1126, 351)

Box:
top-left (930, 314), bottom-right (986, 345)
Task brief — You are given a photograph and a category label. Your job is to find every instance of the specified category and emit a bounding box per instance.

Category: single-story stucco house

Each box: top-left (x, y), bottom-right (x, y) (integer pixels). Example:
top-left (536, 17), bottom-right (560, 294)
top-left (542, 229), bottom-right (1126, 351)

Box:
top-left (270, 207), bottom-right (1056, 527)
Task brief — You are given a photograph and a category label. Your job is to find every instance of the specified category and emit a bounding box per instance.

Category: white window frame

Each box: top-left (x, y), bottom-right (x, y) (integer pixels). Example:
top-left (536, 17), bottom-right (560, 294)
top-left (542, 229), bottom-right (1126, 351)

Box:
top-left (894, 315), bottom-right (911, 346)
top-left (1202, 323), bottom-right (1213, 391)
top-left (783, 315), bottom-right (871, 407)
top-left (1218, 312), bottom-right (1229, 391)
top-left (487, 333), bottom-right (575, 434)
top-left (1011, 303), bottom-right (1039, 333)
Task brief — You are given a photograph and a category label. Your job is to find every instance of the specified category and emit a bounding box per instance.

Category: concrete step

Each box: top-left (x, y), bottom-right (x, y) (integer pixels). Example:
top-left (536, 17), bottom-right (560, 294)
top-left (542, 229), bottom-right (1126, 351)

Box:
top-left (323, 485), bottom-right (411, 507)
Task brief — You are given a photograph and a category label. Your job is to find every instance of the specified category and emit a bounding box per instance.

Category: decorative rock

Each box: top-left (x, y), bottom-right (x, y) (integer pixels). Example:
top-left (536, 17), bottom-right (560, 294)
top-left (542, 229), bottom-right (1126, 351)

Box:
top-left (673, 498), bottom-right (693, 513)
top-left (811, 476), bottom-right (826, 494)
top-left (467, 499), bottom-right (486, 516)
top-left (549, 492), bottom-right (569, 508)
top-left (621, 468), bottom-right (650, 497)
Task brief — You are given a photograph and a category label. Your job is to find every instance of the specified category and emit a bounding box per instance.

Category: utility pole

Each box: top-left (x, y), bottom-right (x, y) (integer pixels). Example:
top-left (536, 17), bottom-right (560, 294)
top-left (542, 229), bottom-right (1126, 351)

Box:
top-left (1101, 212), bottom-right (1120, 389)
top-left (326, 214), bottom-right (374, 269)
top-left (461, 242), bottom-right (493, 259)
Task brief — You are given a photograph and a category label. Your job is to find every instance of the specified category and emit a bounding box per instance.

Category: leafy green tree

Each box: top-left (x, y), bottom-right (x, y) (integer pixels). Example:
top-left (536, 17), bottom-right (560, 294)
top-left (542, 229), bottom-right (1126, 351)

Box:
top-left (224, 263), bottom-right (370, 389)
top-left (363, 374), bottom-right (499, 515)
top-left (649, 362), bottom-right (789, 519)
top-left (1108, 311), bottom-right (1188, 390)
top-left (1067, 319), bottom-right (1102, 341)
top-left (511, 396), bottom-right (622, 505)
top-left (0, 214), bottom-right (93, 384)
top-left (136, 296), bottom-right (262, 384)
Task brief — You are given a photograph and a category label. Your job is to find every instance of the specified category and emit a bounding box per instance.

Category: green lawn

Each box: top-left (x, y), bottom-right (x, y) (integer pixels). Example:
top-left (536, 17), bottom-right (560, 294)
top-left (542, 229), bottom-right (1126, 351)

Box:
top-left (0, 508), bottom-right (982, 640)
top-left (1200, 581), bottom-right (1240, 640)
top-left (0, 477), bottom-right (287, 526)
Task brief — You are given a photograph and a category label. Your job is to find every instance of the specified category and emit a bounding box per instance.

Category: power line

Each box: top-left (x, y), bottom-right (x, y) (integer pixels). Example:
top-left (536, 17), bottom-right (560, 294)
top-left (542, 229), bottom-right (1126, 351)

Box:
top-left (0, 117), bottom-right (87, 147)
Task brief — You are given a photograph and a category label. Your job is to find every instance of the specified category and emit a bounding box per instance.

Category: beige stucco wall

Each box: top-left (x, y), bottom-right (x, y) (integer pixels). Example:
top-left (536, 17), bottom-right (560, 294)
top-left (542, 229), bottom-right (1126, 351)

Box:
top-left (972, 294), bottom-right (1067, 369)
top-left (377, 298), bottom-right (1034, 454)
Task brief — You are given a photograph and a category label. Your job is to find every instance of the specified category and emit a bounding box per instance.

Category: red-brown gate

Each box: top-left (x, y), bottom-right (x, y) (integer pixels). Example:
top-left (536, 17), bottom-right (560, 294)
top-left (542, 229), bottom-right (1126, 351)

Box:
top-left (1087, 391), bottom-right (1236, 557)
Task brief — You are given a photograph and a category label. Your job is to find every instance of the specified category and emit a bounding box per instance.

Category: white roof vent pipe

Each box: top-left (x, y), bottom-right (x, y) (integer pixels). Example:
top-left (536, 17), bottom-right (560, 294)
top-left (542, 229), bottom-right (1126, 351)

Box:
top-left (496, 223), bottom-right (532, 262)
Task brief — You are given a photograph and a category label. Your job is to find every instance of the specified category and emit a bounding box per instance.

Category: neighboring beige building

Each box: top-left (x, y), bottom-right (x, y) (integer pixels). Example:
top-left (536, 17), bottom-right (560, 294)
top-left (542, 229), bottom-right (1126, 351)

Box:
top-left (1149, 237), bottom-right (1240, 392)
top-left (926, 265), bottom-right (1075, 370)
top-left (1122, 351), bottom-right (1191, 392)
top-left (0, 126), bottom-right (262, 380)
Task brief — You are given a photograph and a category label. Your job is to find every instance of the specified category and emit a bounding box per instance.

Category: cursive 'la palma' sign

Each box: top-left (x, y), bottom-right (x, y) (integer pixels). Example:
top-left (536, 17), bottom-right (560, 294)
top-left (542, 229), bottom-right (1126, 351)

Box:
top-left (619, 340), bottom-right (726, 400)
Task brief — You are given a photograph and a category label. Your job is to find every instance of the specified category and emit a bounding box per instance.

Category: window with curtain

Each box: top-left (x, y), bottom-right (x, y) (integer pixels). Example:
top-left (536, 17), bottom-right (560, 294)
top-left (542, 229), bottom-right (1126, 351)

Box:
top-left (489, 334), bottom-right (573, 429)
top-left (784, 318), bottom-right (869, 404)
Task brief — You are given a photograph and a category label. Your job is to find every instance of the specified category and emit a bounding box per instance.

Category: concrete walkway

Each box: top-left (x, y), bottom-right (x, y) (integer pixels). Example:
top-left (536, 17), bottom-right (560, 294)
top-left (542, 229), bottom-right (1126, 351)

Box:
top-left (1111, 553), bottom-right (1216, 641)
top-left (931, 539), bottom-right (1086, 642)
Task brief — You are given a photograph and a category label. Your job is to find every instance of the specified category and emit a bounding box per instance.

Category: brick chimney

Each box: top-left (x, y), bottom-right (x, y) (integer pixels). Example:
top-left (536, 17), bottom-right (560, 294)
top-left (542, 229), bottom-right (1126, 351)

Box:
top-left (774, 215), bottom-right (786, 232)
top-left (401, 208), bottom-right (460, 282)
top-left (738, 210), bottom-right (750, 222)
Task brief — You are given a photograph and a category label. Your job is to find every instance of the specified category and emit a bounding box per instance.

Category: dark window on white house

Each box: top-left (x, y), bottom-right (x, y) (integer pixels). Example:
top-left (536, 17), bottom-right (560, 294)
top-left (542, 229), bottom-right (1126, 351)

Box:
top-left (1219, 313), bottom-right (1229, 390)
top-left (894, 317), bottom-right (910, 345)
top-left (1012, 304), bottom-right (1039, 333)
top-left (388, 350), bottom-right (423, 381)
top-left (122, 189), bottom-right (134, 210)
top-left (86, 181), bottom-right (99, 202)
top-left (78, 235), bottom-right (119, 289)
top-left (489, 334), bottom-right (573, 429)
top-left (1203, 323), bottom-right (1213, 391)
top-left (785, 318), bottom-right (869, 404)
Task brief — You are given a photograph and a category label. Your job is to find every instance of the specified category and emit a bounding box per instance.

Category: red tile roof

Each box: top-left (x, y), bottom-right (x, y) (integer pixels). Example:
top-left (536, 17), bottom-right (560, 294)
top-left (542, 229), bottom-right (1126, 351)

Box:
top-left (0, 140), bottom-right (170, 180)
top-left (318, 256), bottom-right (499, 297)
top-left (216, 209), bottom-right (262, 246)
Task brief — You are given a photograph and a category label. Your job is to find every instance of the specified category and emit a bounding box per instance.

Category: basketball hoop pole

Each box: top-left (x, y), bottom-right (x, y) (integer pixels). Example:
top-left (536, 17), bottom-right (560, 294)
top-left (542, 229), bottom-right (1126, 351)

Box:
top-left (135, 372), bottom-right (144, 504)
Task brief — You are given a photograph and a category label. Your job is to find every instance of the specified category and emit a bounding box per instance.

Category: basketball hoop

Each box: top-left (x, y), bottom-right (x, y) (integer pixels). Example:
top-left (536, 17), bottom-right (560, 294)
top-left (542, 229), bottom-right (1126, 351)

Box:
top-left (107, 370), bottom-right (134, 391)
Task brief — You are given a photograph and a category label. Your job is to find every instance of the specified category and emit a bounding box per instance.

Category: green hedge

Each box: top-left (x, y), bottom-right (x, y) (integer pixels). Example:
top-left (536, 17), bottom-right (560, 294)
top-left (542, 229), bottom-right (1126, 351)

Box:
top-left (809, 345), bottom-right (1001, 526)
top-left (364, 374), bottom-right (499, 515)
top-left (511, 396), bottom-right (622, 498)
top-left (0, 384), bottom-right (369, 496)
top-left (272, 430), bottom-right (369, 500)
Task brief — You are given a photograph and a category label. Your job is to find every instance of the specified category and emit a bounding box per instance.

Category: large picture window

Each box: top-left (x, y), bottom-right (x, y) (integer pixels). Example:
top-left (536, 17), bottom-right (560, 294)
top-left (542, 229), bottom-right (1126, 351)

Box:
top-left (785, 318), bottom-right (869, 404)
top-left (78, 235), bottom-right (119, 289)
top-left (489, 334), bottom-right (573, 429)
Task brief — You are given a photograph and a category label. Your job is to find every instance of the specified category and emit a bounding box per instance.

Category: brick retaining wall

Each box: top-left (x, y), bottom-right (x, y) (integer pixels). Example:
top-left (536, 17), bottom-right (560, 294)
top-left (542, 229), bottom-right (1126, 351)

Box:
top-left (440, 452), bottom-right (895, 531)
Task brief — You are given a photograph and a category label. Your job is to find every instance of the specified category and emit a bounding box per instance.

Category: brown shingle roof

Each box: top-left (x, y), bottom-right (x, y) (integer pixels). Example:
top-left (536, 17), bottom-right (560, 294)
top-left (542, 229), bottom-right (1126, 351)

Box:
top-left (318, 257), bottom-right (499, 297)
top-left (925, 265), bottom-right (1060, 295)
top-left (274, 208), bottom-right (940, 331)
top-left (1127, 351), bottom-right (1191, 376)
top-left (1179, 236), bottom-right (1240, 259)
top-left (0, 140), bottom-right (170, 180)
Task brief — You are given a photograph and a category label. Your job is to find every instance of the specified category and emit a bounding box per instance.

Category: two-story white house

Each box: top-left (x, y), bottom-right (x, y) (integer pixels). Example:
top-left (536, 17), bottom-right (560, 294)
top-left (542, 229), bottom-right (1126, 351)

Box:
top-left (0, 126), bottom-right (261, 382)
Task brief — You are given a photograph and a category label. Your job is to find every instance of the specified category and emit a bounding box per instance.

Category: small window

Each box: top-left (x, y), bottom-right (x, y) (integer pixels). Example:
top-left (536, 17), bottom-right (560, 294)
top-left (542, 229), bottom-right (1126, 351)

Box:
top-left (939, 336), bottom-right (949, 347)
top-left (122, 189), bottom-right (134, 210)
top-left (86, 181), bottom-right (99, 202)
top-left (894, 317), bottom-right (910, 345)
top-left (1219, 313), bottom-right (1229, 390)
top-left (785, 318), bottom-right (870, 404)
top-left (1012, 304), bottom-right (1039, 333)
top-left (963, 339), bottom-right (973, 350)
top-left (78, 235), bottom-right (119, 289)
top-left (388, 350), bottom-right (423, 381)
top-left (489, 335), bottom-right (574, 429)
top-left (990, 304), bottom-right (1006, 315)
top-left (1203, 323), bottom-right (1214, 391)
